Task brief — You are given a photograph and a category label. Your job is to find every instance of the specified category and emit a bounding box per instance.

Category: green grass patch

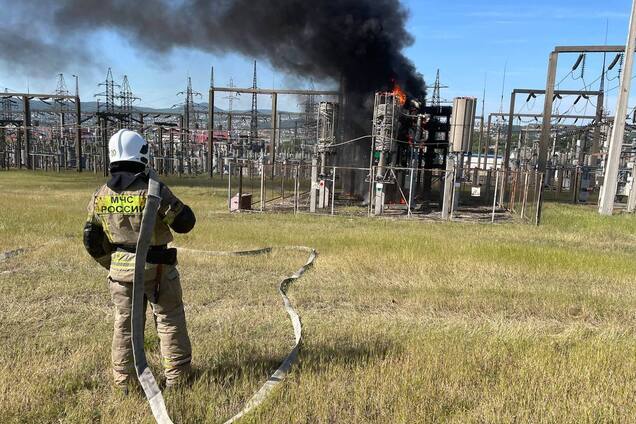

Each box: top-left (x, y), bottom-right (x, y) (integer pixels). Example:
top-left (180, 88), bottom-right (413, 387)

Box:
top-left (0, 170), bottom-right (634, 423)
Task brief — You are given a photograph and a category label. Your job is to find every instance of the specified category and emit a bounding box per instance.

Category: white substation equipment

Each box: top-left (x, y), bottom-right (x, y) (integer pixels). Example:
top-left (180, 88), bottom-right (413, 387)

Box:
top-left (310, 101), bottom-right (340, 212)
top-left (442, 97), bottom-right (477, 219)
top-left (370, 91), bottom-right (400, 216)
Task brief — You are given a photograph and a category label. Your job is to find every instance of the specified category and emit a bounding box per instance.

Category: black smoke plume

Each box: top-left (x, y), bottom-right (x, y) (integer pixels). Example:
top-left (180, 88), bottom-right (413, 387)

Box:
top-left (3, 1), bottom-right (424, 106)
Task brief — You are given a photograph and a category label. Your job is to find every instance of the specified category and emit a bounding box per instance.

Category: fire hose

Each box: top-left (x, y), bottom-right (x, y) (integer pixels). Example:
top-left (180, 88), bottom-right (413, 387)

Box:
top-left (178, 245), bottom-right (317, 424)
top-left (132, 169), bottom-right (172, 423)
top-left (1, 173), bottom-right (316, 423)
top-left (134, 170), bottom-right (318, 423)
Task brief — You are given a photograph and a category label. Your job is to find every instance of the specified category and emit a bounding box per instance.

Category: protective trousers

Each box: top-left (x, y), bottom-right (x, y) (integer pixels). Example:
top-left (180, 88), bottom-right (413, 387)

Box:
top-left (109, 264), bottom-right (192, 387)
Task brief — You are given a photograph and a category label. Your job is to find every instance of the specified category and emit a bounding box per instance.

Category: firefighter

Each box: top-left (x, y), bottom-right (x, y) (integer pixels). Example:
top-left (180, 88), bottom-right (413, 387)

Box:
top-left (83, 129), bottom-right (196, 391)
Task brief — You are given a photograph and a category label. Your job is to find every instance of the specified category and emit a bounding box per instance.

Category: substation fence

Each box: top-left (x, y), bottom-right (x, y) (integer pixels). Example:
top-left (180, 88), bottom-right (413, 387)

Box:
top-left (225, 162), bottom-right (545, 225)
top-left (542, 166), bottom-right (601, 204)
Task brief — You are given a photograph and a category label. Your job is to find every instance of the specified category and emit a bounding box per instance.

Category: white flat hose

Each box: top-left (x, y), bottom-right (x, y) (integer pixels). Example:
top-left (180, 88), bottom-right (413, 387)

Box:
top-left (132, 169), bottom-right (173, 424)
top-left (176, 246), bottom-right (317, 424)
top-left (4, 193), bottom-right (317, 423)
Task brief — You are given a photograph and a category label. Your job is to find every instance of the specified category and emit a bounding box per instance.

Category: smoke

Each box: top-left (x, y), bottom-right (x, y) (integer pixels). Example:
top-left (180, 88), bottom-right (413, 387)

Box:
top-left (3, 1), bottom-right (424, 108)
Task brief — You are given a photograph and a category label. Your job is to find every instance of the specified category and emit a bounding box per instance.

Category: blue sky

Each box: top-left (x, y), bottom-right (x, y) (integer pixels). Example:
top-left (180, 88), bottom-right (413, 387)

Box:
top-left (1, 0), bottom-right (633, 115)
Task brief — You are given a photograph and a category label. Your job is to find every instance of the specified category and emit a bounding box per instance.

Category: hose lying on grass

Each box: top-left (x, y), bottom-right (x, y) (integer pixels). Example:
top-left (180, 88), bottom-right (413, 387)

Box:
top-left (2, 198), bottom-right (316, 422)
top-left (0, 248), bottom-right (27, 262)
top-left (176, 246), bottom-right (318, 424)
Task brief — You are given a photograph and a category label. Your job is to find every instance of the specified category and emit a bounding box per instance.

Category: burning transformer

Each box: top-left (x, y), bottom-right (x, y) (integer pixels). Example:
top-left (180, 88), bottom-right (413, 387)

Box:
top-left (370, 84), bottom-right (475, 215)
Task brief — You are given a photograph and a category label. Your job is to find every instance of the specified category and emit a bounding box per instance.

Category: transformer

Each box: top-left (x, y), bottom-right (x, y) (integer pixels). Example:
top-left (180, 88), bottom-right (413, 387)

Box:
top-left (310, 101), bottom-right (340, 211)
top-left (317, 102), bottom-right (339, 152)
top-left (449, 97), bottom-right (477, 153)
top-left (369, 89), bottom-right (453, 215)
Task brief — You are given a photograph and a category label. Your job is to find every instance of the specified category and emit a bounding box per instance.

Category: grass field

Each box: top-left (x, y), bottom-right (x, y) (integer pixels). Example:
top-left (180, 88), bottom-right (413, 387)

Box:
top-left (1, 170), bottom-right (635, 423)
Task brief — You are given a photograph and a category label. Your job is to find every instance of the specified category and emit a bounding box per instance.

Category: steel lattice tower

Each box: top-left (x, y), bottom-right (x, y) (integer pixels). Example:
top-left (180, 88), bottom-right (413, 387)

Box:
top-left (250, 60), bottom-right (258, 142)
top-left (118, 75), bottom-right (140, 126)
top-left (96, 68), bottom-right (120, 113)
top-left (55, 73), bottom-right (69, 96)
top-left (177, 77), bottom-right (201, 130)
top-left (119, 75), bottom-right (138, 114)
top-left (54, 74), bottom-right (70, 114)
top-left (432, 69), bottom-right (441, 107)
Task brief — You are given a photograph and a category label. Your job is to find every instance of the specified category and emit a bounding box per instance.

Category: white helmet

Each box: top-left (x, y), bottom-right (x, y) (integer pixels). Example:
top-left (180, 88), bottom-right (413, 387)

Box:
top-left (108, 129), bottom-right (149, 166)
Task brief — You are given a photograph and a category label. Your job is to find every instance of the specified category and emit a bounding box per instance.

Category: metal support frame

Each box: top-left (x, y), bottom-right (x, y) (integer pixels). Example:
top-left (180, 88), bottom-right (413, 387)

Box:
top-left (75, 95), bottom-right (82, 172)
top-left (482, 114), bottom-right (492, 170)
top-left (539, 45), bottom-right (632, 172)
top-left (271, 93), bottom-right (278, 165)
top-left (508, 88), bottom-right (601, 171)
top-left (207, 87), bottom-right (214, 177)
top-left (22, 96), bottom-right (31, 169)
top-left (1, 92), bottom-right (82, 172)
top-left (503, 88), bottom-right (601, 203)
top-left (210, 87), bottom-right (339, 96)
top-left (209, 86), bottom-right (338, 170)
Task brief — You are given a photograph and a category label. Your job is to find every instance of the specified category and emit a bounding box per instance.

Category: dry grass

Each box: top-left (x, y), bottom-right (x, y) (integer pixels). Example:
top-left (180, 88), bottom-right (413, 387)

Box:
top-left (0, 170), bottom-right (635, 423)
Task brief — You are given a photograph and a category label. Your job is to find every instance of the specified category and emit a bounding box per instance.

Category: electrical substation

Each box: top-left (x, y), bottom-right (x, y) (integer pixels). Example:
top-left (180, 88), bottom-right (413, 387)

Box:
top-left (2, 44), bottom-right (636, 222)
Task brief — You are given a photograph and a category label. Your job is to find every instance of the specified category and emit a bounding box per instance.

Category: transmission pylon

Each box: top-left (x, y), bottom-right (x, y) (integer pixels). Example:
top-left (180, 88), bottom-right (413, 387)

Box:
top-left (223, 78), bottom-right (237, 133)
top-left (118, 75), bottom-right (140, 126)
top-left (432, 69), bottom-right (441, 107)
top-left (250, 60), bottom-right (258, 142)
top-left (119, 75), bottom-right (140, 114)
top-left (177, 76), bottom-right (202, 130)
top-left (55, 74), bottom-right (69, 96)
top-left (95, 68), bottom-right (120, 113)
top-left (54, 73), bottom-right (70, 114)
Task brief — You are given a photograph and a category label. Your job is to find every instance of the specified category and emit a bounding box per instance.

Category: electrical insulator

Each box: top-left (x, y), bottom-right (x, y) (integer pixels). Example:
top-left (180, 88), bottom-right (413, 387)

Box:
top-left (608, 53), bottom-right (622, 71)
top-left (572, 53), bottom-right (585, 71)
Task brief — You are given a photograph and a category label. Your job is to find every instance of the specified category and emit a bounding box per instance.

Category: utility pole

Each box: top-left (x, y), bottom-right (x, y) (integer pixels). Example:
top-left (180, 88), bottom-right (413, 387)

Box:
top-left (207, 66), bottom-right (214, 177)
top-left (599, 0), bottom-right (636, 215)
top-left (476, 74), bottom-right (486, 169)
top-left (250, 60), bottom-right (258, 143)
top-left (72, 75), bottom-right (82, 172)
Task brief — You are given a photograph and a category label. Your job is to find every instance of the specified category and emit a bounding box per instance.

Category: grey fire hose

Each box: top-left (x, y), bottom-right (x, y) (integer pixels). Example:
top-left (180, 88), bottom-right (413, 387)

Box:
top-left (2, 185), bottom-right (316, 423)
top-left (176, 246), bottom-right (317, 424)
top-left (132, 170), bottom-right (318, 423)
top-left (132, 169), bottom-right (173, 423)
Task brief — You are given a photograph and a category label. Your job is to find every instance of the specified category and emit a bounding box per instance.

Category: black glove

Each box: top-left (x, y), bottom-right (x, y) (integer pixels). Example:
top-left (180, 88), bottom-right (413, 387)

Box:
top-left (83, 222), bottom-right (112, 269)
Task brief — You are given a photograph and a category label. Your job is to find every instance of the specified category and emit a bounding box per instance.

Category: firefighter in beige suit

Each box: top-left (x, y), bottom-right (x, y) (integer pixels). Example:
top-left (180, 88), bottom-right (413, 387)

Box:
top-left (83, 129), bottom-right (196, 389)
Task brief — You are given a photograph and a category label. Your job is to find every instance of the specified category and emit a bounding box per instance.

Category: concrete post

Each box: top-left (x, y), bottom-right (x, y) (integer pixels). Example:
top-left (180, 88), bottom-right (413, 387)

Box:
top-left (23, 96), bottom-right (31, 169)
top-left (270, 93), bottom-right (278, 165)
top-left (179, 115), bottom-right (185, 176)
top-left (260, 157), bottom-right (265, 211)
top-left (539, 51), bottom-right (559, 173)
top-left (504, 92), bottom-right (516, 171)
top-left (590, 90), bottom-right (605, 164)
top-left (169, 128), bottom-right (174, 174)
top-left (442, 155), bottom-right (455, 220)
top-left (0, 127), bottom-right (4, 170)
top-left (600, 0), bottom-right (636, 215)
top-left (476, 114), bottom-right (485, 169)
top-left (483, 114), bottom-right (492, 170)
top-left (208, 88), bottom-right (214, 177)
top-left (158, 126), bottom-right (164, 174)
top-left (75, 96), bottom-right (82, 172)
top-left (310, 155), bottom-right (318, 213)
top-left (627, 169), bottom-right (636, 212)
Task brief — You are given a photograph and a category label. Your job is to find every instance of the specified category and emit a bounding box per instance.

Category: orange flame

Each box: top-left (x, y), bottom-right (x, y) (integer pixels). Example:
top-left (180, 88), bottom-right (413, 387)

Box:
top-left (391, 82), bottom-right (407, 106)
